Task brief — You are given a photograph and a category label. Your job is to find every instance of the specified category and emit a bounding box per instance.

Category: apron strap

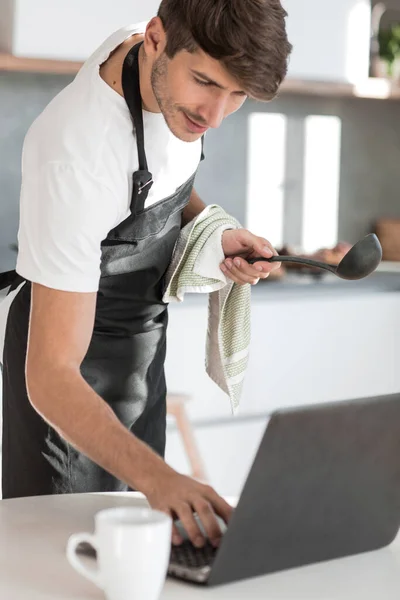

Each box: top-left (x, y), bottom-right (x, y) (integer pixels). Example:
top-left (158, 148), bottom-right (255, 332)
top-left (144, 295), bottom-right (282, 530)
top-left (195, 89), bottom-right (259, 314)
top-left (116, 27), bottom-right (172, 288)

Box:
top-left (0, 270), bottom-right (17, 291)
top-left (122, 42), bottom-right (153, 214)
top-left (200, 135), bottom-right (205, 161)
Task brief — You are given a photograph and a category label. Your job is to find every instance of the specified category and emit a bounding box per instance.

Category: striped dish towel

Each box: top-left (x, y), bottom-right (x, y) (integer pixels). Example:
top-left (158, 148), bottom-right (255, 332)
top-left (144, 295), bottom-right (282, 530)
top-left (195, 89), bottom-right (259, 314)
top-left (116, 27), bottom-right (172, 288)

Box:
top-left (163, 204), bottom-right (251, 414)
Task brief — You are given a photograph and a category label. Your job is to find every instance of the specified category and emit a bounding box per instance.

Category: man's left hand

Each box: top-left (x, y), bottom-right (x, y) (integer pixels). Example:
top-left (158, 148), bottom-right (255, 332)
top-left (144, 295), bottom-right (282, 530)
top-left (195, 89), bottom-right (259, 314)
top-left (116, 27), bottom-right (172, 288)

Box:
top-left (221, 229), bottom-right (281, 285)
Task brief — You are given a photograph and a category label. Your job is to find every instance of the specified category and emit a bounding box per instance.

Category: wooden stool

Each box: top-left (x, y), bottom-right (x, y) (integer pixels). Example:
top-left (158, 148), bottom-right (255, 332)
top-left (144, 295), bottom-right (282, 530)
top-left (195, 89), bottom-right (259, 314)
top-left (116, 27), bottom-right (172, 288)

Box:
top-left (166, 394), bottom-right (208, 483)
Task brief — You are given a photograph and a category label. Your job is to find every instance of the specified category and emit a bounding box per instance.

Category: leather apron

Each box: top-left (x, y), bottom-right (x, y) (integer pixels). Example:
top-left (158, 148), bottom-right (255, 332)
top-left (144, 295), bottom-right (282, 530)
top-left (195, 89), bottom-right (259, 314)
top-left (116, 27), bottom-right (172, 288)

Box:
top-left (0, 42), bottom-right (202, 498)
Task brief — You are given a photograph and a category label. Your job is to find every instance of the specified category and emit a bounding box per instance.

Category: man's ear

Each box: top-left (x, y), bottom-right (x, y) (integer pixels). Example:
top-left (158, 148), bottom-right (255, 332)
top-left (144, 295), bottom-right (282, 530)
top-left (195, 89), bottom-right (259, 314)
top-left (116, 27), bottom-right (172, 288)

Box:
top-left (143, 17), bottom-right (167, 58)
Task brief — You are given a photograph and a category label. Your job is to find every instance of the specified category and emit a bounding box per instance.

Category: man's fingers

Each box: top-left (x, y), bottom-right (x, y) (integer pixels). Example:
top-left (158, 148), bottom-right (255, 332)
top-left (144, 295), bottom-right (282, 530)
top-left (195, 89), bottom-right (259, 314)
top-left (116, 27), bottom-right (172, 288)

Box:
top-left (255, 238), bottom-right (278, 257)
top-left (221, 230), bottom-right (281, 280)
top-left (252, 239), bottom-right (281, 268)
top-left (149, 476), bottom-right (233, 550)
top-left (204, 485), bottom-right (234, 524)
top-left (221, 260), bottom-right (262, 285)
top-left (251, 259), bottom-right (281, 273)
top-left (231, 257), bottom-right (277, 277)
top-left (237, 231), bottom-right (274, 258)
top-left (176, 502), bottom-right (206, 548)
top-left (220, 264), bottom-right (249, 284)
top-left (220, 267), bottom-right (240, 284)
top-left (172, 522), bottom-right (183, 546)
top-left (192, 498), bottom-right (223, 547)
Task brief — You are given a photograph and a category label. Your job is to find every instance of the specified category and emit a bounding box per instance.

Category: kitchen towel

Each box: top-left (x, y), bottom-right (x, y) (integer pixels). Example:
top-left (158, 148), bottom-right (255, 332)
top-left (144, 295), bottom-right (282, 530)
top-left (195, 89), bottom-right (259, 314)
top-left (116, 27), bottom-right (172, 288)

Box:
top-left (163, 204), bottom-right (251, 414)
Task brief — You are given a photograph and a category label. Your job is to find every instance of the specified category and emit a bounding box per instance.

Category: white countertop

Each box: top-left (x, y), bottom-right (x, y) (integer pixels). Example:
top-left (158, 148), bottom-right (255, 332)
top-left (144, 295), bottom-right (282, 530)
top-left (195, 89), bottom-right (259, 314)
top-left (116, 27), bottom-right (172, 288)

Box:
top-left (1, 492), bottom-right (400, 599)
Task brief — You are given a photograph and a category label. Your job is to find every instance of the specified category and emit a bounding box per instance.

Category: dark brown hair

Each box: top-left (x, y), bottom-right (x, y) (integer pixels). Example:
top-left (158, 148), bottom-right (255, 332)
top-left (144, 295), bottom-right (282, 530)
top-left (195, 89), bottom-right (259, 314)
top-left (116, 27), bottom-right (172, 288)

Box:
top-left (157, 0), bottom-right (292, 101)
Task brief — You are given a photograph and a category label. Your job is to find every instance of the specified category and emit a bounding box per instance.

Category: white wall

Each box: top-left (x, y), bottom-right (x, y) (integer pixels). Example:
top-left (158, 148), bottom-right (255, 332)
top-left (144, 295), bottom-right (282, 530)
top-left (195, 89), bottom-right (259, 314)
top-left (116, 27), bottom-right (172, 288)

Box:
top-left (0, 0), bottom-right (160, 59)
top-left (282, 0), bottom-right (371, 82)
top-left (1, 0), bottom-right (372, 84)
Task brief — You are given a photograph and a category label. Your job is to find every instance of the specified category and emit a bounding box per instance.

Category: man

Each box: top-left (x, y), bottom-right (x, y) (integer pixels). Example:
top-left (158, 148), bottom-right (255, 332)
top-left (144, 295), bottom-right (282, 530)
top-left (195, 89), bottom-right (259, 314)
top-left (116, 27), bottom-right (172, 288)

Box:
top-left (0, 0), bottom-right (291, 548)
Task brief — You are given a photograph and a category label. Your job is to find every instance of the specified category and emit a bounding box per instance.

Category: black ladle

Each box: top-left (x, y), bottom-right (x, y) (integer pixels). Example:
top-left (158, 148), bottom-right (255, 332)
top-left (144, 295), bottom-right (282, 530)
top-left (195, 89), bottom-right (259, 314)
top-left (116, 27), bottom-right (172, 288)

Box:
top-left (248, 234), bottom-right (382, 280)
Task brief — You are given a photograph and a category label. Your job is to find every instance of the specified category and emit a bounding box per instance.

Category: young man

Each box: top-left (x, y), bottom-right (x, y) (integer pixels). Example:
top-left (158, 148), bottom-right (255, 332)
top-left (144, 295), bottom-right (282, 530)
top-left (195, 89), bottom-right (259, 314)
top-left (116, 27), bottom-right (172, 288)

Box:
top-left (0, 0), bottom-right (291, 548)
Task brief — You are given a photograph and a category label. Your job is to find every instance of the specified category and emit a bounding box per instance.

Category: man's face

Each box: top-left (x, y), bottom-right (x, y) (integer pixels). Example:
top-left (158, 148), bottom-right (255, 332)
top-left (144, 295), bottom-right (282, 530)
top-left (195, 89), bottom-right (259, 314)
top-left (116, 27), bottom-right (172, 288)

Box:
top-left (151, 47), bottom-right (247, 142)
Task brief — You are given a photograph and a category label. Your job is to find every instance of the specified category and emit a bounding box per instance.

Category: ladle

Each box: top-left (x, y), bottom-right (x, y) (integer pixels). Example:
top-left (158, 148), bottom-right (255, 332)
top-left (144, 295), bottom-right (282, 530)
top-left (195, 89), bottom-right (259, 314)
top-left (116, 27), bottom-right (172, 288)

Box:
top-left (248, 234), bottom-right (382, 280)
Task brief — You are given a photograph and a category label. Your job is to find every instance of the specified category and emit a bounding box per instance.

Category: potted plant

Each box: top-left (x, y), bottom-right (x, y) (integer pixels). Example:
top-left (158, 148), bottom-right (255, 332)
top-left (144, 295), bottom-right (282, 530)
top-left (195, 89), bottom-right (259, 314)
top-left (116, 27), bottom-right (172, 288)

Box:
top-left (378, 22), bottom-right (400, 79)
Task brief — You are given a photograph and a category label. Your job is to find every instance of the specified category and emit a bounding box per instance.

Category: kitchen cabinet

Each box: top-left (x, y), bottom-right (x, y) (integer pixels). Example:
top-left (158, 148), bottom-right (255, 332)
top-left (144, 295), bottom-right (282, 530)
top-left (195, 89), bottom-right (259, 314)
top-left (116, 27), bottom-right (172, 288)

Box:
top-left (164, 282), bottom-right (400, 494)
top-left (1, 282), bottom-right (399, 498)
top-left (282, 0), bottom-right (372, 83)
top-left (165, 285), bottom-right (400, 422)
top-left (0, 0), bottom-right (160, 61)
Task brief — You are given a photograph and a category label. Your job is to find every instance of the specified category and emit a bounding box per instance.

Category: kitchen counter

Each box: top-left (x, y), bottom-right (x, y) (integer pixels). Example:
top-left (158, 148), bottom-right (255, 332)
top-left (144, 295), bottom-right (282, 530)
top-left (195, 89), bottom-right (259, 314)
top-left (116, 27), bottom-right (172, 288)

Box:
top-left (169, 270), bottom-right (400, 307)
top-left (1, 269), bottom-right (399, 304)
top-left (256, 269), bottom-right (400, 295)
top-left (2, 492), bottom-right (400, 600)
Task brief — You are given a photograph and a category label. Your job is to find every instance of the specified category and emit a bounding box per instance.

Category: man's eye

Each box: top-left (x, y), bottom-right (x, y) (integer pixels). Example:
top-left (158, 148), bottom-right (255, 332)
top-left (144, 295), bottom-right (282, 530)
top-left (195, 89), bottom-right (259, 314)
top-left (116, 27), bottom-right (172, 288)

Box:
top-left (194, 77), bottom-right (210, 86)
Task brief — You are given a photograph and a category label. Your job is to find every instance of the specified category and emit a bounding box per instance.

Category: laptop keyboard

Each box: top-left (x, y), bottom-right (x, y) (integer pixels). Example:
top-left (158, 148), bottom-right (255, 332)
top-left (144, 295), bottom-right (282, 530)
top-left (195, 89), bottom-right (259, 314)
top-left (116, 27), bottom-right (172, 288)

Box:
top-left (170, 540), bottom-right (218, 569)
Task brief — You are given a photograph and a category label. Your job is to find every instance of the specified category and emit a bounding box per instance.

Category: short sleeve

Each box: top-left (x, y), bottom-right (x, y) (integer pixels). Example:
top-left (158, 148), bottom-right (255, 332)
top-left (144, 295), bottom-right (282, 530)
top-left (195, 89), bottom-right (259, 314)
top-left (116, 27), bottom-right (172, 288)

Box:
top-left (16, 162), bottom-right (121, 293)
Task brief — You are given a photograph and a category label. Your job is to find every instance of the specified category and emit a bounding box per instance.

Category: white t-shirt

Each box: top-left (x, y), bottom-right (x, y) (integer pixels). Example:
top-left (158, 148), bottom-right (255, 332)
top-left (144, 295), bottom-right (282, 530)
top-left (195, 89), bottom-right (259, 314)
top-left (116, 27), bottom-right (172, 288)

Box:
top-left (16, 22), bottom-right (202, 293)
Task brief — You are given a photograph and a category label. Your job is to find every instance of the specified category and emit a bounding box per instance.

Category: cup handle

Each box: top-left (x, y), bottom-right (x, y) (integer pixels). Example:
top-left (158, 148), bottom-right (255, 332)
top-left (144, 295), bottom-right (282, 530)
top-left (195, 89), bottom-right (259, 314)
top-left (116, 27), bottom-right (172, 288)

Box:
top-left (66, 533), bottom-right (102, 589)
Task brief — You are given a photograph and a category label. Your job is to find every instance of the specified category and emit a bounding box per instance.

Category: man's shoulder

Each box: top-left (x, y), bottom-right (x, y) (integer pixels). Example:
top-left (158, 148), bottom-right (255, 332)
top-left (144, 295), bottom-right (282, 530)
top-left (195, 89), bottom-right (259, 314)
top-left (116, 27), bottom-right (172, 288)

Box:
top-left (23, 22), bottom-right (149, 166)
top-left (23, 77), bottom-right (133, 178)
top-left (82, 22), bottom-right (148, 71)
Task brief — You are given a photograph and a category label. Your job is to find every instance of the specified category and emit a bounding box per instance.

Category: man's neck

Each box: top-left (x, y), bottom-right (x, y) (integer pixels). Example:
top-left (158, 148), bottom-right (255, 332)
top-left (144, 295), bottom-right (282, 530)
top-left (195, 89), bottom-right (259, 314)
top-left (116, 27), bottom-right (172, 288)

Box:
top-left (99, 35), bottom-right (160, 113)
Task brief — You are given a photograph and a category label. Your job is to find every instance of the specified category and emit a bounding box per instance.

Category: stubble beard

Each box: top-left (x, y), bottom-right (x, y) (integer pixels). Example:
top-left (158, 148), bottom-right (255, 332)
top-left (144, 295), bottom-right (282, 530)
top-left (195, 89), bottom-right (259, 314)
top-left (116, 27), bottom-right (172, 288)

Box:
top-left (151, 53), bottom-right (195, 142)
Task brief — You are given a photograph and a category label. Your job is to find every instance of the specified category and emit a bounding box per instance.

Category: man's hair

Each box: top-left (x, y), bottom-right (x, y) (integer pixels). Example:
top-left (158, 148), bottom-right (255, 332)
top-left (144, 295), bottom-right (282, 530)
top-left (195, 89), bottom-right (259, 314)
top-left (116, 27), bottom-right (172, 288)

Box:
top-left (157, 0), bottom-right (292, 101)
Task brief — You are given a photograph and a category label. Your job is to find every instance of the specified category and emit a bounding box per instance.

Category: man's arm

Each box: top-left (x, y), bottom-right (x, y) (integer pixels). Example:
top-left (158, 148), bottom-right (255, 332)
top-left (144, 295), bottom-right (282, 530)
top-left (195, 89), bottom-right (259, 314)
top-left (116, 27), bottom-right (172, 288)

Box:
top-left (26, 283), bottom-right (232, 546)
top-left (182, 188), bottom-right (206, 226)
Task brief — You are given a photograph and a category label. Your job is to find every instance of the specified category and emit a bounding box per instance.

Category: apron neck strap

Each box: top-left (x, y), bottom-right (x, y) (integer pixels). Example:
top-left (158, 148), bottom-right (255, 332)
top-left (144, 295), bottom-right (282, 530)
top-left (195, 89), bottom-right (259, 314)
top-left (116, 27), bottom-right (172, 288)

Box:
top-left (122, 42), bottom-right (153, 211)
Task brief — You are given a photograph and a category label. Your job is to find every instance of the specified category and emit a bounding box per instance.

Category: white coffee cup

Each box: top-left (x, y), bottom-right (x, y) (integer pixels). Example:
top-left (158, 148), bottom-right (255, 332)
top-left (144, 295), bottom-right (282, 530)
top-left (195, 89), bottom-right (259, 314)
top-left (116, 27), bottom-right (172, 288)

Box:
top-left (67, 506), bottom-right (172, 600)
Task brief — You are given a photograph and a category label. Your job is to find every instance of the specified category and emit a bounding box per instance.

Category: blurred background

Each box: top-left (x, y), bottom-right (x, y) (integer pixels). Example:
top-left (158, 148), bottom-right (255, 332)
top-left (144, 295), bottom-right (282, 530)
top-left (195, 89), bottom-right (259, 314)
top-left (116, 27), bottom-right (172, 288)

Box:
top-left (1, 0), bottom-right (400, 498)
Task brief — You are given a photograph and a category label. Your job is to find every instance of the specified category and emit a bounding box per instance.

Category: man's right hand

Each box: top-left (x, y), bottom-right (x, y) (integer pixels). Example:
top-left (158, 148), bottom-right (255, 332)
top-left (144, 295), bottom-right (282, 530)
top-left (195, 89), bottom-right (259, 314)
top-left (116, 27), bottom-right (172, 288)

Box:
top-left (143, 467), bottom-right (233, 548)
top-left (26, 284), bottom-right (230, 550)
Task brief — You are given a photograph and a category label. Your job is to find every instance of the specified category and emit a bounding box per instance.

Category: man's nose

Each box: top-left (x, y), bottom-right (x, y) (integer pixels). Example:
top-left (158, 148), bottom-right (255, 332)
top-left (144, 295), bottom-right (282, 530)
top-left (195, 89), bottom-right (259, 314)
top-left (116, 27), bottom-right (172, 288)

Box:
top-left (202, 98), bottom-right (227, 129)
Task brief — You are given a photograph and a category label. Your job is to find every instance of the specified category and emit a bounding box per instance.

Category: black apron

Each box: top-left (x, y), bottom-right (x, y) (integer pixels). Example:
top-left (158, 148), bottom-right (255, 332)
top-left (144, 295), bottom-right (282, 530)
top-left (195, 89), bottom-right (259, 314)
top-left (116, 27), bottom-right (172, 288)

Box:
top-left (0, 42), bottom-right (202, 498)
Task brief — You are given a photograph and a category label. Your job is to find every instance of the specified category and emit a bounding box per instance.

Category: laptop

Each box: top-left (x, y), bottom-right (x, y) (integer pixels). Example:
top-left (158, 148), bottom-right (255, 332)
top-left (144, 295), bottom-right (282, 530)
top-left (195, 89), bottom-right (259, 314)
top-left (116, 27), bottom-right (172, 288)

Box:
top-left (168, 393), bottom-right (400, 586)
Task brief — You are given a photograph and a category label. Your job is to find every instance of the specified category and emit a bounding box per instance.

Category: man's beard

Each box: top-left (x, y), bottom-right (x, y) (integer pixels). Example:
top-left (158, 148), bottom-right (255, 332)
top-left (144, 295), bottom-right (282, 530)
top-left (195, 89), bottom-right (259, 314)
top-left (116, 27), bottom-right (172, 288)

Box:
top-left (151, 53), bottom-right (201, 142)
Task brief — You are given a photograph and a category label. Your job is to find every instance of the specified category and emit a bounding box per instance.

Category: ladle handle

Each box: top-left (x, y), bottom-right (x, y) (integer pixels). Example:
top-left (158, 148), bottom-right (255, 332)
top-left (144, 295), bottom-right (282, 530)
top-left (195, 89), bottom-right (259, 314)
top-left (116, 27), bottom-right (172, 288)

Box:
top-left (248, 255), bottom-right (337, 273)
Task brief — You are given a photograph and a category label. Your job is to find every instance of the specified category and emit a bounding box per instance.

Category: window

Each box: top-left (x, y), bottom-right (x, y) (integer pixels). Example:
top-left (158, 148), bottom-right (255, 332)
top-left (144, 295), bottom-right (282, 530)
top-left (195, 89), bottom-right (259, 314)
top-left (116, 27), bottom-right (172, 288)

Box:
top-left (302, 116), bottom-right (342, 253)
top-left (246, 112), bottom-right (342, 253)
top-left (246, 113), bottom-right (287, 248)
